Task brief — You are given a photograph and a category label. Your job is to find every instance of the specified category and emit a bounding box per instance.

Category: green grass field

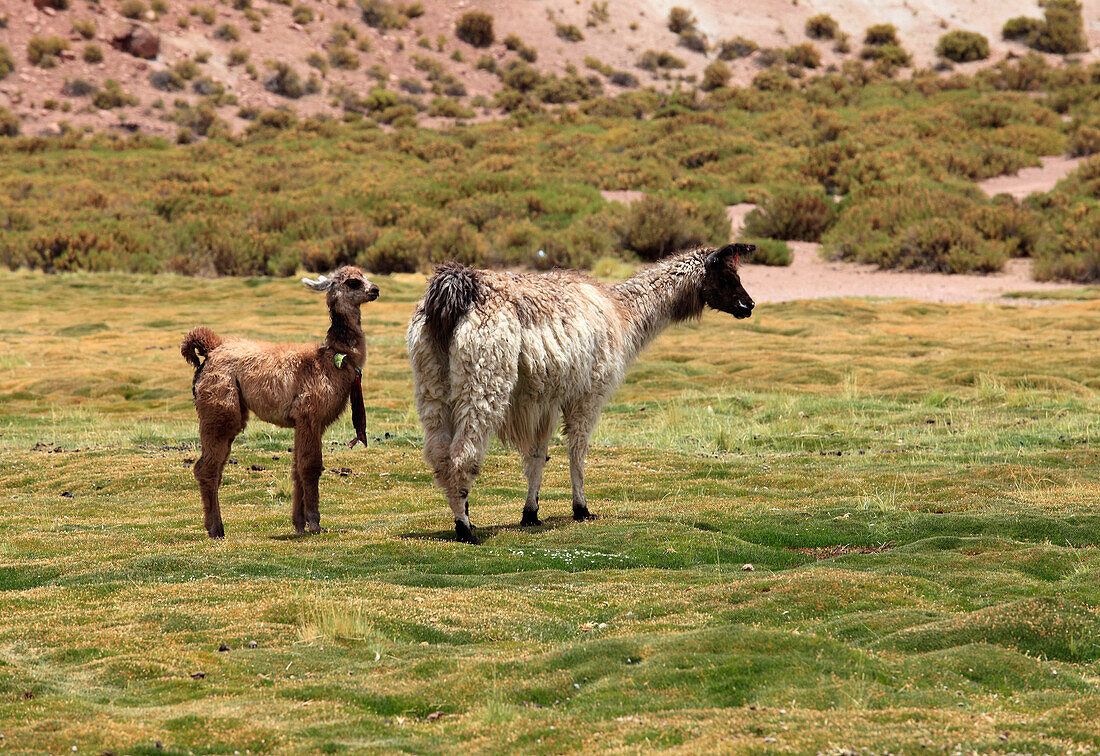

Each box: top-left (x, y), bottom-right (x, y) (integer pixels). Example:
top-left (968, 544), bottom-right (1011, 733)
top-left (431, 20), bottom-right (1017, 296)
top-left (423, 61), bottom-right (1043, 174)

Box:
top-left (1, 271), bottom-right (1098, 754)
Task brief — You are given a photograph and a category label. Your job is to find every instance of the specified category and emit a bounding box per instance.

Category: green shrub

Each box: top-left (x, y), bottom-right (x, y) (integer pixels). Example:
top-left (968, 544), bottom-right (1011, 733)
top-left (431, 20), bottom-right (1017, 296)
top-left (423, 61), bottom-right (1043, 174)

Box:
top-left (361, 228), bottom-right (422, 273)
top-left (27, 36), bottom-right (70, 67)
top-left (501, 60), bottom-right (541, 92)
top-left (556, 23), bottom-right (584, 43)
top-left (62, 78), bottom-right (97, 97)
top-left (228, 47), bottom-right (249, 66)
top-left (621, 195), bottom-right (727, 261)
top-left (1002, 16), bottom-right (1042, 41)
top-left (359, 0), bottom-right (408, 31)
top-left (428, 96), bottom-right (473, 119)
top-left (718, 37), bottom-right (757, 60)
top-left (503, 34), bottom-right (537, 62)
top-left (120, 0), bottom-right (147, 19)
top-left (456, 11), bottom-right (494, 46)
top-left (637, 50), bottom-right (686, 71)
top-left (83, 44), bottom-right (104, 63)
top-left (738, 237), bottom-right (792, 266)
top-left (427, 220), bottom-right (486, 265)
top-left (72, 19), bottom-right (96, 39)
top-left (701, 61), bottom-right (730, 91)
top-left (149, 69), bottom-right (185, 91)
top-left (0, 106), bottom-right (19, 137)
top-left (806, 14), bottom-right (839, 40)
top-left (678, 31), bottom-right (707, 53)
top-left (329, 47), bottom-right (359, 69)
top-left (264, 62), bottom-right (316, 98)
top-left (860, 43), bottom-right (912, 67)
top-left (896, 217), bottom-right (1004, 273)
top-left (785, 43), bottom-right (821, 68)
top-left (0, 45), bottom-right (13, 81)
top-left (864, 24), bottom-right (899, 46)
top-left (1068, 124), bottom-right (1100, 157)
top-left (668, 7), bottom-right (696, 34)
top-left (92, 79), bottom-right (138, 109)
top-left (214, 24), bottom-right (240, 41)
top-left (1031, 0), bottom-right (1087, 53)
top-left (823, 180), bottom-right (1009, 273)
top-left (936, 30), bottom-right (990, 62)
top-left (743, 188), bottom-right (837, 242)
top-left (191, 4), bottom-right (216, 24)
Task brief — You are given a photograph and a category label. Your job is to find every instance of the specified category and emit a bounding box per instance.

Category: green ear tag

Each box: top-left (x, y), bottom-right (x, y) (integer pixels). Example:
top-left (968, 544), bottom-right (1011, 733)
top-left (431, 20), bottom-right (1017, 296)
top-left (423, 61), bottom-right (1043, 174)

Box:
top-left (334, 353), bottom-right (346, 369)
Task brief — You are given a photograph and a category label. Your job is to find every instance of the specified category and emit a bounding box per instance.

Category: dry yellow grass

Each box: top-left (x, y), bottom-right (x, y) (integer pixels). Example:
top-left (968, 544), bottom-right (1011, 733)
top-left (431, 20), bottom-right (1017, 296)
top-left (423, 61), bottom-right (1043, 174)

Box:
top-left (0, 270), bottom-right (1098, 753)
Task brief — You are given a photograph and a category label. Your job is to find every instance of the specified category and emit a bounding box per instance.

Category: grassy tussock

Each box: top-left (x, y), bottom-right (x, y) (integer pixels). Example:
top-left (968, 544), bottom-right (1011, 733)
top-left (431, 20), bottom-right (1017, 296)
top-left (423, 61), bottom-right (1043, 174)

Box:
top-left (0, 274), bottom-right (1099, 751)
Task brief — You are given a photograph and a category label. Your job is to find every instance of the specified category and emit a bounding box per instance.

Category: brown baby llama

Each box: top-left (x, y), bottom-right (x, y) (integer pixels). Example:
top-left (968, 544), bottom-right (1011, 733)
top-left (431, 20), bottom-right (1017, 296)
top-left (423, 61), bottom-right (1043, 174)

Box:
top-left (181, 267), bottom-right (379, 538)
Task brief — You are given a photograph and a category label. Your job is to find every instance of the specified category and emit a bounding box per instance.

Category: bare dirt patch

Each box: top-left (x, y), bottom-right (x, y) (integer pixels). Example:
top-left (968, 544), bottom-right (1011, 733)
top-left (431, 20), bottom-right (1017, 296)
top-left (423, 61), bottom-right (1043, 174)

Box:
top-left (977, 155), bottom-right (1088, 199)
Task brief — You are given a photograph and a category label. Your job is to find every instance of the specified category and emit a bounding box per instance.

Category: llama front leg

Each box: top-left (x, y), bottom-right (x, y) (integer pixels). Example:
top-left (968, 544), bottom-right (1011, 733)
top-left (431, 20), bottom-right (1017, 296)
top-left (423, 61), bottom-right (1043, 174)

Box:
top-left (293, 425), bottom-right (325, 534)
top-left (564, 405), bottom-right (598, 521)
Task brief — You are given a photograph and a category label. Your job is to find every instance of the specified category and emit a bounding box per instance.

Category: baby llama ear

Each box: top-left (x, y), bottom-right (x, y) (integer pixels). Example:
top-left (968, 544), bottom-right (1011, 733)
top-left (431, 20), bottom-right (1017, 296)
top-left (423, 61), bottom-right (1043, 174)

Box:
top-left (302, 274), bottom-right (334, 292)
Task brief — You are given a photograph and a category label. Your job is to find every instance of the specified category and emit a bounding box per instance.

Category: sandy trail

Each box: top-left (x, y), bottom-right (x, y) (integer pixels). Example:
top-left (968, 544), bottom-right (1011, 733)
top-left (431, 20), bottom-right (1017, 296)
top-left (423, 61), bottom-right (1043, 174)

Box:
top-left (741, 243), bottom-right (1074, 304)
top-left (601, 154), bottom-right (1088, 304)
top-left (977, 155), bottom-right (1087, 199)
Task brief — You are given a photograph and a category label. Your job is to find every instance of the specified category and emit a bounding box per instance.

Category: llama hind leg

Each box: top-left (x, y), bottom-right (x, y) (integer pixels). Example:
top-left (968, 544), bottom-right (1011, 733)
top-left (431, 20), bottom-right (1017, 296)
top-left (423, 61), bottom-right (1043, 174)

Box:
top-left (194, 407), bottom-right (246, 539)
top-left (519, 409), bottom-right (556, 527)
top-left (563, 402), bottom-right (600, 521)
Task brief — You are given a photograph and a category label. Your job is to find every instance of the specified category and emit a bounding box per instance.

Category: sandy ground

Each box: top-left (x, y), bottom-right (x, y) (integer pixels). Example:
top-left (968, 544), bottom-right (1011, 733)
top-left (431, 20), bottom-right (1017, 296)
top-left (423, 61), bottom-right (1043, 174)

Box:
top-left (602, 153), bottom-right (1087, 305)
top-left (977, 155), bottom-right (1088, 199)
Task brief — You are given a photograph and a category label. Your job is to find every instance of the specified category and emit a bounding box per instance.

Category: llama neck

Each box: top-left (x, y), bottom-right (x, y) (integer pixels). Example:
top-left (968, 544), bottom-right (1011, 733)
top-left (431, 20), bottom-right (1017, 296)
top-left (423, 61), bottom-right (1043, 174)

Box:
top-left (326, 303), bottom-right (366, 365)
top-left (610, 249), bottom-right (707, 358)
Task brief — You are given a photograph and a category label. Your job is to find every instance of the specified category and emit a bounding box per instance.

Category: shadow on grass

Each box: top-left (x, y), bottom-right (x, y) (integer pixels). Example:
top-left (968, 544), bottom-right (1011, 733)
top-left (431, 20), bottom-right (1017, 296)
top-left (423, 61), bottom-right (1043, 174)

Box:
top-left (398, 514), bottom-right (582, 544)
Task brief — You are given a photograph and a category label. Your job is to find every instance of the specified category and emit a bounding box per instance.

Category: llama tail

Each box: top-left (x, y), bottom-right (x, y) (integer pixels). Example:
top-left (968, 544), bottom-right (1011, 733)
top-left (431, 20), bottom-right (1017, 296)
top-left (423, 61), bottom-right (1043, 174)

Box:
top-left (421, 261), bottom-right (482, 352)
top-left (181, 327), bottom-right (222, 368)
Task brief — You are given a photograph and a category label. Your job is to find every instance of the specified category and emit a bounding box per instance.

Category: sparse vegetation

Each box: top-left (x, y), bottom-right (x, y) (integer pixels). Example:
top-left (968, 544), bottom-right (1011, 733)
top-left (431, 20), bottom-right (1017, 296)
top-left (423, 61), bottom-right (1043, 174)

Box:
top-left (91, 79), bottom-right (138, 109)
top-left (82, 44), bottom-right (104, 64)
top-left (27, 36), bottom-right (71, 68)
top-left (455, 11), bottom-right (494, 47)
top-left (936, 30), bottom-right (990, 62)
top-left (667, 6), bottom-right (696, 34)
top-left (72, 19), bottom-right (96, 39)
top-left (806, 14), bottom-right (839, 40)
top-left (214, 24), bottom-right (241, 41)
top-left (358, 0), bottom-right (409, 32)
top-left (1028, 0), bottom-right (1087, 53)
top-left (0, 45), bottom-right (13, 81)
top-left (864, 23), bottom-right (900, 46)
top-left (637, 49), bottom-right (686, 71)
top-left (119, 0), bottom-right (147, 20)
top-left (701, 60), bottom-right (731, 91)
top-left (503, 34), bottom-right (537, 62)
top-left (743, 187), bottom-right (837, 242)
top-left (555, 23), bottom-right (585, 43)
top-left (718, 37), bottom-right (758, 60)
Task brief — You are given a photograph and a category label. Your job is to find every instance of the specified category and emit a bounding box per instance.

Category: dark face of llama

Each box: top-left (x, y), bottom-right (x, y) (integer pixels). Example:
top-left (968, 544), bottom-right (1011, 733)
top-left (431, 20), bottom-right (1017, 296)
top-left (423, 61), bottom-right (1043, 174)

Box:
top-left (702, 243), bottom-right (755, 319)
top-left (303, 266), bottom-right (380, 305)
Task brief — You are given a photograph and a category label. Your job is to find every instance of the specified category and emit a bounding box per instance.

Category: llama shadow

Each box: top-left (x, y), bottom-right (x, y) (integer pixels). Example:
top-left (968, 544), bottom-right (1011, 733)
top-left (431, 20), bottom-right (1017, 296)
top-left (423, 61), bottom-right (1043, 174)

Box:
top-left (399, 514), bottom-right (579, 544)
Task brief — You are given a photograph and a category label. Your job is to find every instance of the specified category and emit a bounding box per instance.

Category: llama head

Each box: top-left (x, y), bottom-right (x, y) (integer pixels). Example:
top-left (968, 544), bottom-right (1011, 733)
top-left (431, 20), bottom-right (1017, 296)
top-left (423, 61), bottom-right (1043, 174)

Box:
top-left (702, 243), bottom-right (754, 319)
top-left (302, 266), bottom-right (380, 308)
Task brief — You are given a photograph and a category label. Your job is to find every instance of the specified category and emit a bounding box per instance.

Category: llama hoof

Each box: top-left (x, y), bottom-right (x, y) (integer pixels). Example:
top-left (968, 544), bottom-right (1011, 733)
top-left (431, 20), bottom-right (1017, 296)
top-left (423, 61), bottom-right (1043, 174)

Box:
top-left (207, 524), bottom-right (225, 539)
top-left (307, 524), bottom-right (325, 534)
top-left (520, 509), bottom-right (543, 527)
top-left (572, 507), bottom-right (597, 522)
top-left (455, 521), bottom-right (479, 544)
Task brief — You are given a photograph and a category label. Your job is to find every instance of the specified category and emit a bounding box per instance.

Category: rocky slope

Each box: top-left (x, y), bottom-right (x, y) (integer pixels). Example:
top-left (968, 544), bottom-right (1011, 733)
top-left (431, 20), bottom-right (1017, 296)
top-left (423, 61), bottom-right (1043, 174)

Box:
top-left (1, 0), bottom-right (1098, 137)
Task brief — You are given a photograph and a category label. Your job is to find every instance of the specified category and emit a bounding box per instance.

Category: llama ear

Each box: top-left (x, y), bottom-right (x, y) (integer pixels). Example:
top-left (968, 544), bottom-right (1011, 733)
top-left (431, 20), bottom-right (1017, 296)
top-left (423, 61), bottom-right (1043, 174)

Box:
top-left (707, 243), bottom-right (755, 267)
top-left (302, 274), bottom-right (333, 292)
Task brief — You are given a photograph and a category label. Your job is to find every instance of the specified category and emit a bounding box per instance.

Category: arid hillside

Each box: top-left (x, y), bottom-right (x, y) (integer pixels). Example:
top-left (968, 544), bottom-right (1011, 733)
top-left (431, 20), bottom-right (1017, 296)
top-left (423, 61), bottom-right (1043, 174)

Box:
top-left (1, 0), bottom-right (1098, 138)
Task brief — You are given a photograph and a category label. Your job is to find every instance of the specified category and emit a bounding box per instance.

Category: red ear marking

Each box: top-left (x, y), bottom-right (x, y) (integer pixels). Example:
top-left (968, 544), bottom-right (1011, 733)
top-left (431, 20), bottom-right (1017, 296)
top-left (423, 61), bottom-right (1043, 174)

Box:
top-left (733, 253), bottom-right (740, 266)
